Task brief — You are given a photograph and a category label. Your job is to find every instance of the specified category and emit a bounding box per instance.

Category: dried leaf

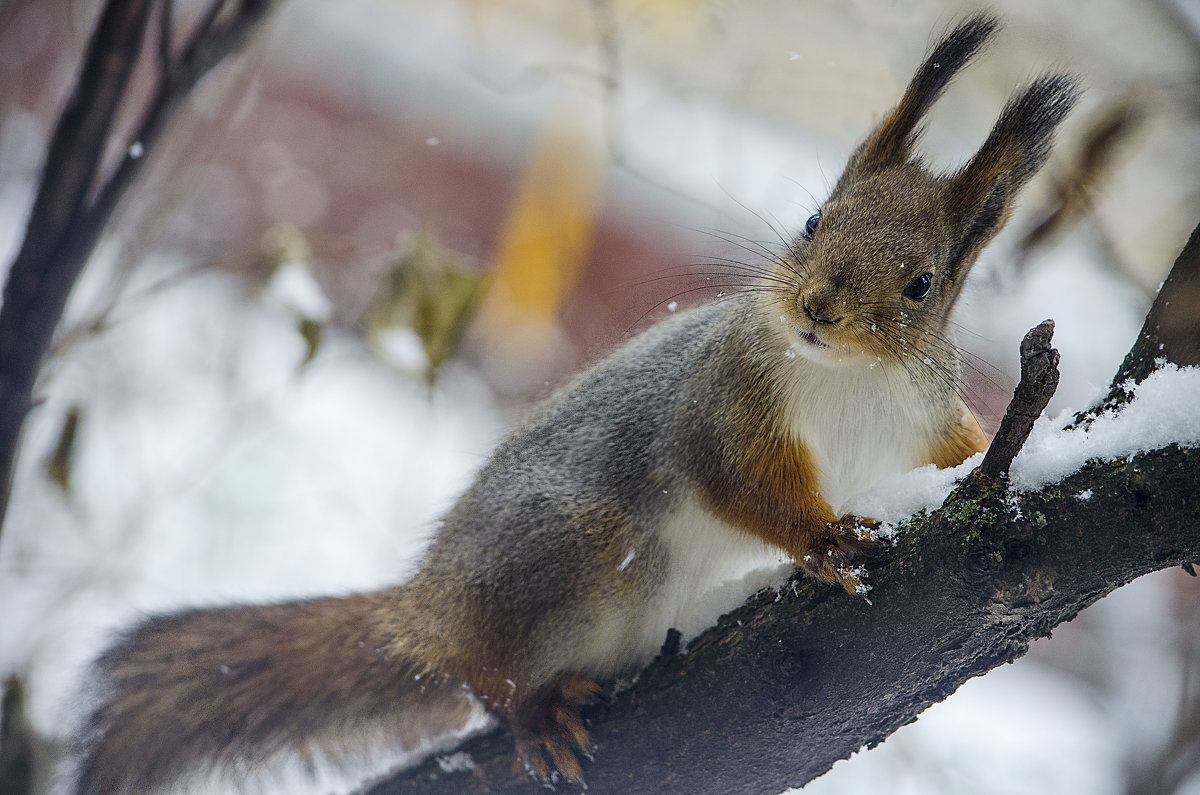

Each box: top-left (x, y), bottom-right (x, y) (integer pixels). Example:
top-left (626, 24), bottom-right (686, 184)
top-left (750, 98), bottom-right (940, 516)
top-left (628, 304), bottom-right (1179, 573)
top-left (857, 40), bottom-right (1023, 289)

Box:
top-left (298, 317), bottom-right (324, 367)
top-left (261, 223), bottom-right (330, 370)
top-left (45, 406), bottom-right (81, 494)
top-left (359, 231), bottom-right (488, 384)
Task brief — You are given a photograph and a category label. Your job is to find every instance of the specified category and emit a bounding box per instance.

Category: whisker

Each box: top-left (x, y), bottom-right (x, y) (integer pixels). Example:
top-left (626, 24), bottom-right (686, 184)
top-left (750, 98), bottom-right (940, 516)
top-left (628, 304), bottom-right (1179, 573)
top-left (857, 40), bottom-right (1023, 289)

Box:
top-left (691, 228), bottom-right (781, 261)
top-left (684, 227), bottom-right (809, 283)
top-left (688, 258), bottom-right (797, 282)
top-left (716, 192), bottom-right (811, 273)
top-left (857, 314), bottom-right (1001, 430)
top-left (627, 284), bottom-right (782, 331)
top-left (603, 255), bottom-right (801, 300)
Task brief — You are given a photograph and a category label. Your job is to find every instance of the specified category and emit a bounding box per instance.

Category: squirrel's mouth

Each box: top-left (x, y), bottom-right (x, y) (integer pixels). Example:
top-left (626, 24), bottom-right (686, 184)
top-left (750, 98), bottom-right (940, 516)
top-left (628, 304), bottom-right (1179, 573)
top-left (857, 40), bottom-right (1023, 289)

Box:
top-left (798, 330), bottom-right (830, 350)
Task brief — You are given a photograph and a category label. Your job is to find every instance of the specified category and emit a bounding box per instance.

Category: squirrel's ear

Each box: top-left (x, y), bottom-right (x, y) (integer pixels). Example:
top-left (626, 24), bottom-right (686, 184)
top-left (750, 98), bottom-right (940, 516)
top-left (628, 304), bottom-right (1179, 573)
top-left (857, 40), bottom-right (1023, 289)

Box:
top-left (944, 74), bottom-right (1080, 279)
top-left (846, 13), bottom-right (999, 175)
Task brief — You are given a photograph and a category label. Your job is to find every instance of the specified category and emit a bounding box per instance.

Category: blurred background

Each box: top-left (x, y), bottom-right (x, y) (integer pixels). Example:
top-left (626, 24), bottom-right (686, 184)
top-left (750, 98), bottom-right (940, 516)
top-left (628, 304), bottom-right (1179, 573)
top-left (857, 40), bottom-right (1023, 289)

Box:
top-left (1, 0), bottom-right (1199, 792)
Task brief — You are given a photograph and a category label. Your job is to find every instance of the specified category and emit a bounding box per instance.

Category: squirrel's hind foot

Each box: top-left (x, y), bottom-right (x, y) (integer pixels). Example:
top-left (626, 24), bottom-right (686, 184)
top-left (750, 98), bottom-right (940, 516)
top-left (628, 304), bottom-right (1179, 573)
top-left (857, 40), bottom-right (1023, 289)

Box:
top-left (797, 515), bottom-right (879, 597)
top-left (512, 674), bottom-right (599, 787)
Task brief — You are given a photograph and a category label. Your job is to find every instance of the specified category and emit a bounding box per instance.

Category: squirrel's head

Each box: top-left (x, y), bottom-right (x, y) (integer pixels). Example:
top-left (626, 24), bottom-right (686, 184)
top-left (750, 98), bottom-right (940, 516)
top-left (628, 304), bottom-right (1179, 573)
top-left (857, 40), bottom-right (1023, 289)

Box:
top-left (776, 13), bottom-right (1078, 369)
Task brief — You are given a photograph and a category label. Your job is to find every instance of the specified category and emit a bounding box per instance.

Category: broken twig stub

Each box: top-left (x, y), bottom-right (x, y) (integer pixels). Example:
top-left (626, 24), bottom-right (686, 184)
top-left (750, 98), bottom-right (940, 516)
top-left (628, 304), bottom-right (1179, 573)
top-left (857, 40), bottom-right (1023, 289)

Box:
top-left (978, 319), bottom-right (1061, 478)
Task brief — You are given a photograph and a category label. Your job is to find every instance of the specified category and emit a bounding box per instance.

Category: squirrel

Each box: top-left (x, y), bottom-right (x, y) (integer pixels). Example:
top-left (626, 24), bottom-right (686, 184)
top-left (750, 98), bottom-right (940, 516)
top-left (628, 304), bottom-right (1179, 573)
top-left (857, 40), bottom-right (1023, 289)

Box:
top-left (70, 13), bottom-right (1078, 793)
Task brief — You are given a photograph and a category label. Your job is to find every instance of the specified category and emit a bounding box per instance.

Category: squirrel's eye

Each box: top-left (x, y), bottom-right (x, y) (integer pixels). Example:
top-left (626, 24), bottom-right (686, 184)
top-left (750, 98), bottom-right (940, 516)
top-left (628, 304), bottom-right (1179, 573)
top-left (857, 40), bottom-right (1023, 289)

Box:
top-left (802, 212), bottom-right (821, 241)
top-left (903, 272), bottom-right (933, 300)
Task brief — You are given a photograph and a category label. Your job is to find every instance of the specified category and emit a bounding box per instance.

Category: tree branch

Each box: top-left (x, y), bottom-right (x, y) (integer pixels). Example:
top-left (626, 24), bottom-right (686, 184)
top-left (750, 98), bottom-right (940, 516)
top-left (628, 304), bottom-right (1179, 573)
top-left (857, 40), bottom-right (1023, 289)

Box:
top-left (366, 220), bottom-right (1200, 794)
top-left (0, 0), bottom-right (272, 541)
top-left (369, 448), bottom-right (1200, 795)
top-left (0, 678), bottom-right (33, 795)
top-left (1106, 220), bottom-right (1200, 397)
top-left (0, 0), bottom-right (153, 538)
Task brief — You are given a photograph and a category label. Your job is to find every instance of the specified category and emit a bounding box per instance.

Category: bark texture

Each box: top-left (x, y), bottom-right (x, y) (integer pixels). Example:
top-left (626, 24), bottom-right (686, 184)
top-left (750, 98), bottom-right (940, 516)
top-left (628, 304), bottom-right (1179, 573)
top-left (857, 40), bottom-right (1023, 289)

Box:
top-left (978, 319), bottom-right (1059, 477)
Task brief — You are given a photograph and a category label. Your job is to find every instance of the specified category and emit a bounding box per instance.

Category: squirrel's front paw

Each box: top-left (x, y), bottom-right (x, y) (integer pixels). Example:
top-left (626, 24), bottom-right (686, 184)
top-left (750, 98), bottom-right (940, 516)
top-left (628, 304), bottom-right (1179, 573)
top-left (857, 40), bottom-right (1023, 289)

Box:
top-left (796, 515), bottom-right (879, 597)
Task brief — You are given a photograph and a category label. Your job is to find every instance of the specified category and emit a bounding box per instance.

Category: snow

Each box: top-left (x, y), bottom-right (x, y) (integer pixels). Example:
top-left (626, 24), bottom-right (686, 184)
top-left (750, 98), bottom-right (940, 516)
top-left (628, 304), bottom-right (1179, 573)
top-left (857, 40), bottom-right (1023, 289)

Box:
top-left (264, 258), bottom-right (333, 323)
top-left (1010, 364), bottom-right (1200, 491)
top-left (618, 549), bottom-right (636, 572)
top-left (435, 751), bottom-right (475, 773)
top-left (795, 657), bottom-right (1122, 795)
top-left (851, 455), bottom-right (982, 526)
top-left (850, 364), bottom-right (1200, 525)
top-left (371, 326), bottom-right (432, 373)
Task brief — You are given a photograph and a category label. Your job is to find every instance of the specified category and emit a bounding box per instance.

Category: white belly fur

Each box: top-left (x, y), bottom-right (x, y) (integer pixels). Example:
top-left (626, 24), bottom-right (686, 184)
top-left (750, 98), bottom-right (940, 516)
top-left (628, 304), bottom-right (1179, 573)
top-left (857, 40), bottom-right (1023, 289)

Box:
top-left (576, 499), bottom-right (789, 680)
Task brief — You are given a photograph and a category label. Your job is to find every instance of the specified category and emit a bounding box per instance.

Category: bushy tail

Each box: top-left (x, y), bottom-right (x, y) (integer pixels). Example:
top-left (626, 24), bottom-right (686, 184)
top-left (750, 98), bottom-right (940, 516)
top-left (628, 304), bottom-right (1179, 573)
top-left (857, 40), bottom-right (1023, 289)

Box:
top-left (72, 588), bottom-right (471, 794)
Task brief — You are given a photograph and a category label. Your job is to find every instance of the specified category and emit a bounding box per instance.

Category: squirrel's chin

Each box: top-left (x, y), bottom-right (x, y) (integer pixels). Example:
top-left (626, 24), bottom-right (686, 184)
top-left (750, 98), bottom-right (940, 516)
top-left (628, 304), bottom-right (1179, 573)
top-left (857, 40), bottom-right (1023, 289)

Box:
top-left (790, 338), bottom-right (847, 367)
top-left (775, 316), bottom-right (880, 368)
top-left (786, 332), bottom-right (884, 369)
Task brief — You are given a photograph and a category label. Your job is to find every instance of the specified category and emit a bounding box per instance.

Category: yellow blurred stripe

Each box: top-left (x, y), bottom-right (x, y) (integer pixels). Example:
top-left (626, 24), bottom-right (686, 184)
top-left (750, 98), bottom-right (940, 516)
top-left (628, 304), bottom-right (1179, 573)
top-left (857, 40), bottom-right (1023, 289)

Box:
top-left (482, 100), bottom-right (605, 334)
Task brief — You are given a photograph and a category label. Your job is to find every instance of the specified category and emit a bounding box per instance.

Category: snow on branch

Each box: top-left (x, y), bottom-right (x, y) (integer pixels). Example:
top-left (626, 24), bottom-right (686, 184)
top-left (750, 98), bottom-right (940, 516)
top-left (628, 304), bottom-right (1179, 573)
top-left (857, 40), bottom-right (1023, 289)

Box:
top-left (1103, 220), bottom-right (1200, 407)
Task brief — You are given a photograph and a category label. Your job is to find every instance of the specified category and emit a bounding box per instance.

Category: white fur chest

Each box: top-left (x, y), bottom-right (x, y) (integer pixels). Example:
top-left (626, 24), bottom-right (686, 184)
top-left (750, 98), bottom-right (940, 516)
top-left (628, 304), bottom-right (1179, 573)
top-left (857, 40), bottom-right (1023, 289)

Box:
top-left (783, 360), bottom-right (946, 513)
top-left (573, 346), bottom-right (952, 681)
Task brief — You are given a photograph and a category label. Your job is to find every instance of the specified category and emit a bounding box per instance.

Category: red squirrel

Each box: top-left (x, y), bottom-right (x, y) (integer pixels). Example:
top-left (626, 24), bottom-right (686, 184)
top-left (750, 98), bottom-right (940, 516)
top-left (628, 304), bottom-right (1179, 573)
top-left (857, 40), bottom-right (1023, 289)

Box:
top-left (71, 13), bottom-right (1077, 792)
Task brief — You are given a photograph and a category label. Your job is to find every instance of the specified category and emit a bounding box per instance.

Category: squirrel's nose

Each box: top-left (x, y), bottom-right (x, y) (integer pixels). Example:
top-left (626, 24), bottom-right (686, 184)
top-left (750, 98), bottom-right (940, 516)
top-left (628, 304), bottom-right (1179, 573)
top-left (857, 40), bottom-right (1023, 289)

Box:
top-left (802, 297), bottom-right (842, 326)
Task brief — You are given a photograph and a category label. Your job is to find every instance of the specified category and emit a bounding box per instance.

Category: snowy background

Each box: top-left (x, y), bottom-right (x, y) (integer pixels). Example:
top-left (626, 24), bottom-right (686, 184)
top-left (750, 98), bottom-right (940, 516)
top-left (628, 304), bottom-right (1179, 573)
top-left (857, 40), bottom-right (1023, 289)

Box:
top-left (1, 0), bottom-right (1199, 793)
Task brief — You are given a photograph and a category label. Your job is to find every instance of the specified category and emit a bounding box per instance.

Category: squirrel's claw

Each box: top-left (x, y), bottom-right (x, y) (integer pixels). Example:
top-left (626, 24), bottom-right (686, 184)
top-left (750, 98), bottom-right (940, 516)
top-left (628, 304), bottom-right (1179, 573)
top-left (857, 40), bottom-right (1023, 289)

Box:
top-left (796, 515), bottom-right (879, 598)
top-left (516, 723), bottom-right (588, 789)
top-left (513, 675), bottom-right (598, 788)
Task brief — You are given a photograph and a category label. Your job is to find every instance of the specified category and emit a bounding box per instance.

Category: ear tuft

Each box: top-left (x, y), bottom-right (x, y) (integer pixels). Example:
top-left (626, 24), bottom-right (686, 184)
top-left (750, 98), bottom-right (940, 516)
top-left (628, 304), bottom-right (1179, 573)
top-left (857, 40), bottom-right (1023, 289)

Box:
top-left (949, 73), bottom-right (1081, 257)
top-left (962, 73), bottom-right (1081, 191)
top-left (851, 13), bottom-right (1001, 172)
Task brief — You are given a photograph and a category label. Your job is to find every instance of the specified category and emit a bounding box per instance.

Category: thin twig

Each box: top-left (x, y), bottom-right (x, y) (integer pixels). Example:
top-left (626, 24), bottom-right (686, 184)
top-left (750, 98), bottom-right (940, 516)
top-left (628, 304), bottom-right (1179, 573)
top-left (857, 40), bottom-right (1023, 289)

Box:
top-left (0, 677), bottom-right (33, 795)
top-left (977, 319), bottom-right (1060, 478)
top-left (158, 0), bottom-right (174, 73)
